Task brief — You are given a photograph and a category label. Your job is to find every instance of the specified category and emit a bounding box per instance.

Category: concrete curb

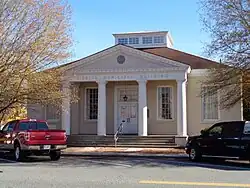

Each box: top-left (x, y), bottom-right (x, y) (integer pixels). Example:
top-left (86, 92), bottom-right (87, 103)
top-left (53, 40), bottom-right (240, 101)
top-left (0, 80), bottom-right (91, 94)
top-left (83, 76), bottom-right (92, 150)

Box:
top-left (61, 152), bottom-right (188, 158)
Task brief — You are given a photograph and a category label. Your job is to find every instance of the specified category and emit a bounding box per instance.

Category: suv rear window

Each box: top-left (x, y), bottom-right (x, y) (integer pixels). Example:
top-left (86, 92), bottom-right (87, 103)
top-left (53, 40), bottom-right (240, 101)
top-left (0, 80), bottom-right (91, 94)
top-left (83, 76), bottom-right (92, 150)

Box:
top-left (18, 122), bottom-right (49, 131)
top-left (244, 122), bottom-right (250, 134)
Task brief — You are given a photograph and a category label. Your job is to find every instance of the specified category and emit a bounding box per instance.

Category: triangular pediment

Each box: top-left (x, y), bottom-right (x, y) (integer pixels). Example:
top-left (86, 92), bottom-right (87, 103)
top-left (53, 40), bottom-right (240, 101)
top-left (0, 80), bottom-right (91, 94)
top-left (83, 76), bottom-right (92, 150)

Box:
top-left (64, 45), bottom-right (190, 74)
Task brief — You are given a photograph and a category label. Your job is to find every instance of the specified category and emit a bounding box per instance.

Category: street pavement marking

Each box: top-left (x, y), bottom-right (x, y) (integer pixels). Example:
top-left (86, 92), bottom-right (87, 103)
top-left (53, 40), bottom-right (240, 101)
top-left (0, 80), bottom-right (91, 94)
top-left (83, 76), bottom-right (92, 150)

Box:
top-left (139, 180), bottom-right (250, 187)
top-left (83, 159), bottom-right (132, 168)
top-left (144, 158), bottom-right (250, 171)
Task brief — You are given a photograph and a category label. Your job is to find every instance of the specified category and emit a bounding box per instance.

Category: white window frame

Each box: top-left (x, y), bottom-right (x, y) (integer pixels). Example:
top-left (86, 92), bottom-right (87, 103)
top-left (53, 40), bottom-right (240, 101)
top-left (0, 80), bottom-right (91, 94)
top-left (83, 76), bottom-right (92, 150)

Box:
top-left (44, 104), bottom-right (60, 123)
top-left (129, 37), bottom-right (139, 44)
top-left (118, 38), bottom-right (128, 45)
top-left (44, 104), bottom-right (60, 129)
top-left (84, 87), bottom-right (98, 121)
top-left (157, 86), bottom-right (174, 121)
top-left (154, 36), bottom-right (164, 44)
top-left (201, 86), bottom-right (220, 122)
top-left (142, 36), bottom-right (153, 44)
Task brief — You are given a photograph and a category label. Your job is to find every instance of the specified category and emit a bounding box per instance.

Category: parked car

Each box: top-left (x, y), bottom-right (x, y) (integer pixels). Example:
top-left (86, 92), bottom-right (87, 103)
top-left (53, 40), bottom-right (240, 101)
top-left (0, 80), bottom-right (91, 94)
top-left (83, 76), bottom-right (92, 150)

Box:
top-left (0, 119), bottom-right (67, 161)
top-left (185, 121), bottom-right (250, 162)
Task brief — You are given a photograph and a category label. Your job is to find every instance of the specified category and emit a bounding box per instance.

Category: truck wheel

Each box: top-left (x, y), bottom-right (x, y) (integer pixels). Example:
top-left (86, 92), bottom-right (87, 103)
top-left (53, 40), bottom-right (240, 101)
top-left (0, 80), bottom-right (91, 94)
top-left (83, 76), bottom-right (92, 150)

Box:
top-left (189, 146), bottom-right (202, 162)
top-left (50, 151), bottom-right (61, 161)
top-left (14, 144), bottom-right (24, 162)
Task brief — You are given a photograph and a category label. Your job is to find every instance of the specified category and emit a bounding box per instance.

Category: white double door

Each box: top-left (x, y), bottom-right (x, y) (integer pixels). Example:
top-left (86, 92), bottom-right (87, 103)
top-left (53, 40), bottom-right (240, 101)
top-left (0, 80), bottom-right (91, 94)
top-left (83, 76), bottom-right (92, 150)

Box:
top-left (117, 102), bottom-right (138, 134)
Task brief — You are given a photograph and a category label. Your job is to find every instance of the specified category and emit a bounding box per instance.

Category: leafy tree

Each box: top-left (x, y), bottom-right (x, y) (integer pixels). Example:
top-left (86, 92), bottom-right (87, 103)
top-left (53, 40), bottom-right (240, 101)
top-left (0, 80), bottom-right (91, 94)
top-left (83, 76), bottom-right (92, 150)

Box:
top-left (0, 105), bottom-right (27, 125)
top-left (0, 0), bottom-right (77, 118)
top-left (198, 0), bottom-right (249, 110)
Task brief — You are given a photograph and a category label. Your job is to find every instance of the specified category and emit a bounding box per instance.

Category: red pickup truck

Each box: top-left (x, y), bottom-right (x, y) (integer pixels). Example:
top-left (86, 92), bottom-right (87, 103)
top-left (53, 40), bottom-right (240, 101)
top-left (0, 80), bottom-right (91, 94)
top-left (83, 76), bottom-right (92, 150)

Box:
top-left (0, 119), bottom-right (67, 161)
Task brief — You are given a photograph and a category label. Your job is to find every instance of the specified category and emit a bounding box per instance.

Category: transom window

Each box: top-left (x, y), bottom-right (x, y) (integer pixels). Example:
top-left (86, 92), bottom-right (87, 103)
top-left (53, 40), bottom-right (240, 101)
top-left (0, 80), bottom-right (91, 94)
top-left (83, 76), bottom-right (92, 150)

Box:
top-left (157, 87), bottom-right (173, 120)
top-left (154, 36), bottom-right (164, 43)
top-left (86, 88), bottom-right (98, 120)
top-left (118, 38), bottom-right (128, 45)
top-left (129, 37), bottom-right (139, 44)
top-left (142, 36), bottom-right (152, 44)
top-left (118, 88), bottom-right (138, 102)
top-left (202, 86), bottom-right (219, 120)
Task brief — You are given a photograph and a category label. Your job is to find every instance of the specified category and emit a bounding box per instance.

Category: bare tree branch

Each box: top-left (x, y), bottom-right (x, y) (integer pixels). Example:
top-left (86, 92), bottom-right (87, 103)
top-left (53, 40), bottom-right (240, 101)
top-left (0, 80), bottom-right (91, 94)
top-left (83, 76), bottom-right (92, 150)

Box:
top-left (198, 0), bottom-right (250, 109)
top-left (0, 0), bottom-right (77, 120)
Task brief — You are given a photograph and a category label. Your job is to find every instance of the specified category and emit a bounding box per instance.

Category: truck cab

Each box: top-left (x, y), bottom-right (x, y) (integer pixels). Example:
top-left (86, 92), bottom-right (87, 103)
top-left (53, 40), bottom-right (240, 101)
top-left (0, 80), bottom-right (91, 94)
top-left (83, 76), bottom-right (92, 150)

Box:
top-left (0, 119), bottom-right (67, 161)
top-left (185, 121), bottom-right (250, 161)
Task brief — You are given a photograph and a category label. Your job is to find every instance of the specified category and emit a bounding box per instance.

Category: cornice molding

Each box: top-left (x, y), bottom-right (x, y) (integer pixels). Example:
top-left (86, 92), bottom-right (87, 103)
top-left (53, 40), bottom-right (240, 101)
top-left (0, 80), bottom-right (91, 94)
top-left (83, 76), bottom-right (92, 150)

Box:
top-left (73, 67), bottom-right (187, 75)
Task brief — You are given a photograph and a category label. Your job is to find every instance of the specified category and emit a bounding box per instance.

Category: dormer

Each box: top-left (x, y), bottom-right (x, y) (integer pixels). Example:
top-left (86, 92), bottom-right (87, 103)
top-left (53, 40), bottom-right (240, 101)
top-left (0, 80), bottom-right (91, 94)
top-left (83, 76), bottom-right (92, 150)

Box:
top-left (113, 31), bottom-right (174, 49)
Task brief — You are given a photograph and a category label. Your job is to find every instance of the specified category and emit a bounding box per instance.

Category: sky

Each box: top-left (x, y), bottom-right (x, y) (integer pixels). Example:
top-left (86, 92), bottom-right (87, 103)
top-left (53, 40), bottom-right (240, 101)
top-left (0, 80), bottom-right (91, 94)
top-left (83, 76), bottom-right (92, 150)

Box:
top-left (68, 0), bottom-right (211, 62)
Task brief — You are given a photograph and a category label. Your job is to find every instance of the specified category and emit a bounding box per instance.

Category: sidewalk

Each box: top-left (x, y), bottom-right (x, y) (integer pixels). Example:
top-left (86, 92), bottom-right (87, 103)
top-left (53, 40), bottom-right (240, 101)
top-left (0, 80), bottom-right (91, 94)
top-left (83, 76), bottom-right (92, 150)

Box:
top-left (62, 147), bottom-right (188, 158)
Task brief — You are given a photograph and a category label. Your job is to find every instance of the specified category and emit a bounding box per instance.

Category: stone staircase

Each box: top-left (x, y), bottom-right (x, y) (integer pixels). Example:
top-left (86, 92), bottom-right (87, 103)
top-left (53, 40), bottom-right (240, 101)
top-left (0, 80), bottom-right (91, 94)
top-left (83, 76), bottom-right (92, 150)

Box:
top-left (67, 135), bottom-right (179, 148)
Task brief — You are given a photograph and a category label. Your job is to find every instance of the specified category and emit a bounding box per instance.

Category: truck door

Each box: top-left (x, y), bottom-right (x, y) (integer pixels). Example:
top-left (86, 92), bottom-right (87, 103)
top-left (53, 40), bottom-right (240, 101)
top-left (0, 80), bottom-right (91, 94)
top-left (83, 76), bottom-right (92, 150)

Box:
top-left (222, 121), bottom-right (244, 157)
top-left (0, 121), bottom-right (16, 150)
top-left (0, 123), bottom-right (10, 149)
top-left (0, 123), bottom-right (7, 149)
top-left (199, 123), bottom-right (224, 156)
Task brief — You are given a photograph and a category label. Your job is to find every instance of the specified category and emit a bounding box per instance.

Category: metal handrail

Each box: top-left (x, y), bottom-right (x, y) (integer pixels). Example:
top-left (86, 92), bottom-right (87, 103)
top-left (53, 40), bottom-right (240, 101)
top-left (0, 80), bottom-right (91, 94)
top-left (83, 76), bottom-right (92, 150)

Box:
top-left (114, 120), bottom-right (126, 147)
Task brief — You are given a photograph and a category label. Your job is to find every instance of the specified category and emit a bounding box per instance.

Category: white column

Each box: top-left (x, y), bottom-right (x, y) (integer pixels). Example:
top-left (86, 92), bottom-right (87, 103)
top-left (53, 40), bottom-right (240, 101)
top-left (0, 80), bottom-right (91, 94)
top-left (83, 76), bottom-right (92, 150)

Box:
top-left (177, 79), bottom-right (187, 136)
top-left (97, 80), bottom-right (107, 135)
top-left (137, 79), bottom-right (148, 136)
top-left (62, 82), bottom-right (71, 135)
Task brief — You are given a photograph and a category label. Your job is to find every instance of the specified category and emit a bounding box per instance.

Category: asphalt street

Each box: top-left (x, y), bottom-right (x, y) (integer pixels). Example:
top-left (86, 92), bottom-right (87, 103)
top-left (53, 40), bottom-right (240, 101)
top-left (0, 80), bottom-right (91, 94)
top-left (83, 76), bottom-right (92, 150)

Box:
top-left (1, 153), bottom-right (250, 188)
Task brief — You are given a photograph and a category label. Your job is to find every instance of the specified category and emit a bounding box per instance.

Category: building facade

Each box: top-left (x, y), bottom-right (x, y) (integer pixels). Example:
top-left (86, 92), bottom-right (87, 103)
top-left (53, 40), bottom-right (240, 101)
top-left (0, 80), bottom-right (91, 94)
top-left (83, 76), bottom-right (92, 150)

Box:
top-left (28, 31), bottom-right (243, 144)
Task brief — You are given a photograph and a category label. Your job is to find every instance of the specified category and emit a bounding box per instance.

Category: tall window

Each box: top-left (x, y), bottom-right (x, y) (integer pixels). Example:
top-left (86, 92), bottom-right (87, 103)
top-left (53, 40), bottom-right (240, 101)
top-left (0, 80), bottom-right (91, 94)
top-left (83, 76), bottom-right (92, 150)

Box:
top-left (118, 38), bottom-right (128, 45)
top-left (142, 36), bottom-right (152, 44)
top-left (45, 104), bottom-right (60, 120)
top-left (202, 86), bottom-right (219, 120)
top-left (157, 87), bottom-right (173, 120)
top-left (86, 88), bottom-right (98, 120)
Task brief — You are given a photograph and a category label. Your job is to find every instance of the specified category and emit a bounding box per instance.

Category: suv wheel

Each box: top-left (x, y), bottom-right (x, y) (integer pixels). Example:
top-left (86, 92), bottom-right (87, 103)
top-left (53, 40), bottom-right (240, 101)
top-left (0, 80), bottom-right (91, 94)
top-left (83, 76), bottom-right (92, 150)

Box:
top-left (50, 151), bottom-right (61, 161)
top-left (189, 146), bottom-right (202, 162)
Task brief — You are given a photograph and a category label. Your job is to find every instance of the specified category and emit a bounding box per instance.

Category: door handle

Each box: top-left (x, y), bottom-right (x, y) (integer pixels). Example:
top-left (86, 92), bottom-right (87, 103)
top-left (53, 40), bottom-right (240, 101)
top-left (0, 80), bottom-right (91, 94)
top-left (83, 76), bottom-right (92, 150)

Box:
top-left (217, 137), bottom-right (222, 140)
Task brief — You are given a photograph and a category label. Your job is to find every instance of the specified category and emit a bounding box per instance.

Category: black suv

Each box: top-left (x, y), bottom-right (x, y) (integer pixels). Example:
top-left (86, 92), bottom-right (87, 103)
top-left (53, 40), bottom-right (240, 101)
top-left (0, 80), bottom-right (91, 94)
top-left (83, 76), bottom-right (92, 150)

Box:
top-left (185, 121), bottom-right (250, 161)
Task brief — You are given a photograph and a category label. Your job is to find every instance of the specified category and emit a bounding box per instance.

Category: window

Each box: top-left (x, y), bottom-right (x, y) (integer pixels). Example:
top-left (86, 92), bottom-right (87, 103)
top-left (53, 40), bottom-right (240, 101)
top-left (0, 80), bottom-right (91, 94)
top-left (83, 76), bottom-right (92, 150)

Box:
top-left (154, 36), bottom-right (164, 43)
top-left (29, 122), bottom-right (49, 130)
top-left (202, 86), bottom-right (219, 120)
top-left (207, 124), bottom-right (223, 137)
top-left (118, 88), bottom-right (138, 102)
top-left (45, 104), bottom-right (60, 120)
top-left (2, 121), bottom-right (16, 132)
top-left (244, 122), bottom-right (250, 134)
top-left (142, 36), bottom-right (152, 44)
top-left (129, 37), bottom-right (139, 44)
top-left (157, 87), bottom-right (173, 120)
top-left (118, 38), bottom-right (128, 45)
top-left (222, 122), bottom-right (243, 137)
top-left (86, 88), bottom-right (98, 120)
top-left (18, 122), bottom-right (30, 131)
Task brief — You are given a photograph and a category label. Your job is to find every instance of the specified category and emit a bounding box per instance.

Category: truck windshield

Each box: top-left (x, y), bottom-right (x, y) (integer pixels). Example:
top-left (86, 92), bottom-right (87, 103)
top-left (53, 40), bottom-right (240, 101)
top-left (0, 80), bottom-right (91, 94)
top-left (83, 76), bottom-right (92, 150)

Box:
top-left (19, 122), bottom-right (49, 130)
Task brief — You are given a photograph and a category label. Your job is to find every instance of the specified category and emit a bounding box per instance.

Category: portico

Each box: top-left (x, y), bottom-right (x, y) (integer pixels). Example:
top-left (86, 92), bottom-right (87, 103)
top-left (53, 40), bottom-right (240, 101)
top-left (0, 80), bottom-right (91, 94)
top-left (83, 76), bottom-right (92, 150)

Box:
top-left (62, 66), bottom-right (190, 137)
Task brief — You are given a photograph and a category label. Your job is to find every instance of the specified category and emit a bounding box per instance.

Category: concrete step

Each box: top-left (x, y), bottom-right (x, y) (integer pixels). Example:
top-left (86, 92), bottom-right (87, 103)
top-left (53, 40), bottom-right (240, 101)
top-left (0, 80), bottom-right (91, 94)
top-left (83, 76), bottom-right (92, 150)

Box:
top-left (68, 142), bottom-right (175, 146)
top-left (67, 135), bottom-right (177, 148)
top-left (68, 138), bottom-right (174, 142)
top-left (69, 135), bottom-right (175, 139)
top-left (68, 140), bottom-right (174, 144)
top-left (67, 143), bottom-right (179, 148)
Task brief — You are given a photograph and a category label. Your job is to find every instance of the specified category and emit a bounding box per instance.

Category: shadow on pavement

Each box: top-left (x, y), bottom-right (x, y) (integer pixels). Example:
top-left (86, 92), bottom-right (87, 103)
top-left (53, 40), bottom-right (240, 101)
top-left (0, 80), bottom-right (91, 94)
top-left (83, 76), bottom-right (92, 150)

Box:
top-left (1, 152), bottom-right (250, 171)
